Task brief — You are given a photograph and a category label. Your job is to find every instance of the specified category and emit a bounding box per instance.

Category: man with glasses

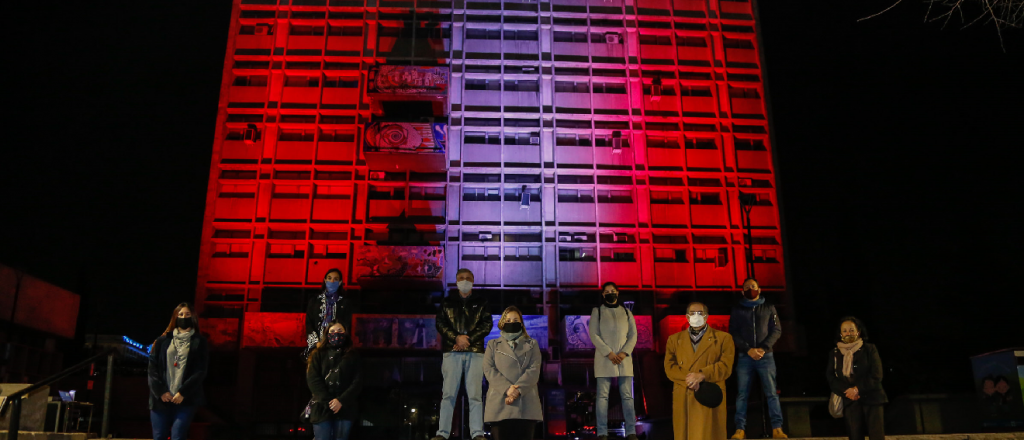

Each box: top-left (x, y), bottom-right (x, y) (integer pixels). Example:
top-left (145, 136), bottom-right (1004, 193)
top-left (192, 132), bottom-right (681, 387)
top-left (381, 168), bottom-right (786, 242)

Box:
top-left (664, 302), bottom-right (735, 440)
top-left (729, 278), bottom-right (787, 439)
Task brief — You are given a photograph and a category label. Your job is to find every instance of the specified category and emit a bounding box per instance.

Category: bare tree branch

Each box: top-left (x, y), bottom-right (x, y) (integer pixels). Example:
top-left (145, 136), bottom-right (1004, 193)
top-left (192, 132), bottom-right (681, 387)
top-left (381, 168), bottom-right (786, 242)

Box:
top-left (862, 0), bottom-right (1021, 50)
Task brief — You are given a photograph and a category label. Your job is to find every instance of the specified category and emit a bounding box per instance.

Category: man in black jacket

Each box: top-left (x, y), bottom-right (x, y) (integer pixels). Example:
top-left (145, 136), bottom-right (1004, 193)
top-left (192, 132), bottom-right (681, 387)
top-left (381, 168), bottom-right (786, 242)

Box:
top-left (728, 278), bottom-right (787, 439)
top-left (432, 268), bottom-right (492, 440)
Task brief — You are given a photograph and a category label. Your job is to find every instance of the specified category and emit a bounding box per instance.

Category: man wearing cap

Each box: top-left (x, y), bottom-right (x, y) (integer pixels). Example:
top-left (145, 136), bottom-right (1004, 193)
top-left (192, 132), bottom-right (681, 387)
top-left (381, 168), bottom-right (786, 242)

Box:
top-left (664, 302), bottom-right (735, 440)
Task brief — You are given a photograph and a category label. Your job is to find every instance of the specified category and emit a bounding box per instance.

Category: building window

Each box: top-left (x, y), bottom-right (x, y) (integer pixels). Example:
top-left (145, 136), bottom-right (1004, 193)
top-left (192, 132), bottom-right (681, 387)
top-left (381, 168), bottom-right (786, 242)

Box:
top-left (279, 129), bottom-right (315, 142)
top-left (597, 190), bottom-right (632, 203)
top-left (638, 34), bottom-right (672, 45)
top-left (328, 25), bottom-right (363, 36)
top-left (466, 28), bottom-right (501, 40)
top-left (650, 190), bottom-right (685, 204)
top-left (555, 81), bottom-right (590, 93)
top-left (463, 187), bottom-right (501, 201)
top-left (504, 30), bottom-right (539, 41)
top-left (592, 83), bottom-right (627, 94)
top-left (504, 80), bottom-right (540, 92)
top-left (557, 189), bottom-right (595, 203)
top-left (600, 248), bottom-right (636, 262)
top-left (466, 79), bottom-right (501, 91)
top-left (559, 247), bottom-right (597, 261)
top-left (290, 25), bottom-right (325, 36)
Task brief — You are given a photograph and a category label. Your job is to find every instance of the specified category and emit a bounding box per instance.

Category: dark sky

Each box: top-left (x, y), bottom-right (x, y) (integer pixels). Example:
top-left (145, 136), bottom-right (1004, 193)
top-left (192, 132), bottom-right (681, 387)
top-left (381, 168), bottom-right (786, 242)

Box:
top-left (3, 1), bottom-right (1020, 393)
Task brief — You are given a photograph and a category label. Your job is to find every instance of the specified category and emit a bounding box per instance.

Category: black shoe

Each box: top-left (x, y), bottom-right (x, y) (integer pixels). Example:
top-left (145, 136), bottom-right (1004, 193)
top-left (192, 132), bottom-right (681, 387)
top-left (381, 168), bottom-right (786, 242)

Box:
top-left (431, 436), bottom-right (447, 440)
top-left (626, 435), bottom-right (639, 440)
top-left (473, 436), bottom-right (487, 440)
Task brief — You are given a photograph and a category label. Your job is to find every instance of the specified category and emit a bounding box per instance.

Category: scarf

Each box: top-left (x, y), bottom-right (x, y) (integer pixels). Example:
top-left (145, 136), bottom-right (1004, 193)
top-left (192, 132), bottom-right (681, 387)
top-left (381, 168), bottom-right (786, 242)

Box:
top-left (323, 291), bottom-right (339, 327)
top-left (836, 339), bottom-right (863, 378)
top-left (166, 328), bottom-right (193, 395)
top-left (689, 325), bottom-right (708, 351)
top-left (740, 297), bottom-right (765, 308)
top-left (502, 330), bottom-right (524, 349)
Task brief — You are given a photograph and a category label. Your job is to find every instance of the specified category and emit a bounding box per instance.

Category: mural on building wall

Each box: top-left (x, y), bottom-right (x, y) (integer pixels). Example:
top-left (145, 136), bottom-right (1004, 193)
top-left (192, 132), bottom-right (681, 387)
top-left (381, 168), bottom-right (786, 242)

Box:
top-left (370, 65), bottom-right (449, 95)
top-left (484, 315), bottom-right (549, 349)
top-left (241, 313), bottom-right (305, 348)
top-left (351, 314), bottom-right (440, 349)
top-left (561, 314), bottom-right (654, 353)
top-left (353, 245), bottom-right (444, 279)
top-left (364, 122), bottom-right (447, 153)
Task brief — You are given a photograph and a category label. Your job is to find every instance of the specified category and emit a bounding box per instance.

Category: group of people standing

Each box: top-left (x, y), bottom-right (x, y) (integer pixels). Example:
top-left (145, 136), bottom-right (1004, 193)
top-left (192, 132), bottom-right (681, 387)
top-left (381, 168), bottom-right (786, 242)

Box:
top-left (146, 268), bottom-right (885, 440)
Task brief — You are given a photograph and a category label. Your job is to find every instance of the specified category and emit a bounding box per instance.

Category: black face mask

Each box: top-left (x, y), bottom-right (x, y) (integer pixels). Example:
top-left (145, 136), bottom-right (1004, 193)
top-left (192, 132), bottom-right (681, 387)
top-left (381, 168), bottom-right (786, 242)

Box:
top-left (176, 317), bottom-right (192, 330)
top-left (503, 322), bottom-right (523, 333)
top-left (603, 294), bottom-right (619, 307)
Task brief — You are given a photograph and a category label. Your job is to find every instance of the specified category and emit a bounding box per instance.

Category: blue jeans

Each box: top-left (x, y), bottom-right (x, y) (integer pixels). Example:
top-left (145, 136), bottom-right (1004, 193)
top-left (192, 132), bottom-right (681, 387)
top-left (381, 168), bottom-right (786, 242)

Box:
top-left (437, 352), bottom-right (485, 439)
top-left (596, 376), bottom-right (637, 436)
top-left (150, 405), bottom-right (197, 440)
top-left (734, 352), bottom-right (784, 430)
top-left (314, 419), bottom-right (353, 440)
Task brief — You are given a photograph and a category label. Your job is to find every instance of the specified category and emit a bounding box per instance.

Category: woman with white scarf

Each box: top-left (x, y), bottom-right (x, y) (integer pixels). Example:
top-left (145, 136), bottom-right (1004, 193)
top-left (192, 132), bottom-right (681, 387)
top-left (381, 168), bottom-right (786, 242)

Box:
top-left (148, 302), bottom-right (209, 440)
top-left (825, 316), bottom-right (887, 440)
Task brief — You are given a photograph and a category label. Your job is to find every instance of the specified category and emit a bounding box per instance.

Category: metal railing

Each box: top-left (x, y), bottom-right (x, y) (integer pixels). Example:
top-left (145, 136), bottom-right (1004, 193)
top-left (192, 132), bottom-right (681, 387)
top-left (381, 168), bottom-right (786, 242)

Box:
top-left (2, 347), bottom-right (117, 440)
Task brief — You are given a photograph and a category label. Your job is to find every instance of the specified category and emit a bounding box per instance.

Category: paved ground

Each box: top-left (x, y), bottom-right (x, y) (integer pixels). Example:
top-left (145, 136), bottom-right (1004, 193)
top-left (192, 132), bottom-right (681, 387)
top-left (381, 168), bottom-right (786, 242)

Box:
top-left (3, 433), bottom-right (1023, 440)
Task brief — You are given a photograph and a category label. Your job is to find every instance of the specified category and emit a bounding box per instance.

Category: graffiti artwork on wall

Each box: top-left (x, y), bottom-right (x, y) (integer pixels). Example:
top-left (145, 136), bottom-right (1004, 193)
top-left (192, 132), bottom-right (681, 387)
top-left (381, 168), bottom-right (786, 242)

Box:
top-left (484, 315), bottom-right (549, 349)
top-left (364, 122), bottom-right (447, 153)
top-left (351, 314), bottom-right (440, 349)
top-left (353, 245), bottom-right (444, 280)
top-left (370, 65), bottom-right (449, 95)
top-left (561, 314), bottom-right (654, 353)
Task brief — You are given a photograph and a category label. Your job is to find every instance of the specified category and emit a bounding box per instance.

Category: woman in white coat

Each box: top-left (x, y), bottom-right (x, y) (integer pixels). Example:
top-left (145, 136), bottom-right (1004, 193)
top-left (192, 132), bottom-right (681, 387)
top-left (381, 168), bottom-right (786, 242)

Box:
top-left (589, 282), bottom-right (639, 440)
top-left (483, 306), bottom-right (543, 440)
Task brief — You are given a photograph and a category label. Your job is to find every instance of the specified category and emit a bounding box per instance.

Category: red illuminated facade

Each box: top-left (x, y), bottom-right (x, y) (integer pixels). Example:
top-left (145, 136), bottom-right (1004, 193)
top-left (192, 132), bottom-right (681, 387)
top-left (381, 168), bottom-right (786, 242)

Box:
top-left (196, 0), bottom-right (786, 349)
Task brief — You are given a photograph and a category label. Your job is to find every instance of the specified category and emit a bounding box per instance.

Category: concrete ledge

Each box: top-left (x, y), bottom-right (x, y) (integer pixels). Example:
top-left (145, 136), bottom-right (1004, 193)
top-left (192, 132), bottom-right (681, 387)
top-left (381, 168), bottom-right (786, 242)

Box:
top-left (0, 432), bottom-right (87, 440)
top-left (800, 434), bottom-right (1024, 440)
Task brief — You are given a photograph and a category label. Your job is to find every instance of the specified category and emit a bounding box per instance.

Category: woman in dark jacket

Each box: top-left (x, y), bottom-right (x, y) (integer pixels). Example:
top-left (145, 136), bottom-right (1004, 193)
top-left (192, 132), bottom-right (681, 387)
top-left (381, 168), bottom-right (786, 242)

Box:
top-left (825, 316), bottom-right (887, 440)
top-left (148, 302), bottom-right (209, 440)
top-left (307, 319), bottom-right (362, 440)
top-left (305, 268), bottom-right (355, 358)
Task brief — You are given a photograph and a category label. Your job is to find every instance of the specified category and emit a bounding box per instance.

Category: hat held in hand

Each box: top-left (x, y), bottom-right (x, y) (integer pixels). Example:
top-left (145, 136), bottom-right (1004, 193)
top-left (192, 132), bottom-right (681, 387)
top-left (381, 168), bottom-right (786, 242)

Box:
top-left (694, 380), bottom-right (723, 408)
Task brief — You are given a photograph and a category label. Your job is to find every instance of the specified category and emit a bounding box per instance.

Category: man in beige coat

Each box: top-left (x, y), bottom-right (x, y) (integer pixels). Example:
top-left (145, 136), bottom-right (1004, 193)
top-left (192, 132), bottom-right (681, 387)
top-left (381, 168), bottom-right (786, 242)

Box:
top-left (664, 302), bottom-right (735, 440)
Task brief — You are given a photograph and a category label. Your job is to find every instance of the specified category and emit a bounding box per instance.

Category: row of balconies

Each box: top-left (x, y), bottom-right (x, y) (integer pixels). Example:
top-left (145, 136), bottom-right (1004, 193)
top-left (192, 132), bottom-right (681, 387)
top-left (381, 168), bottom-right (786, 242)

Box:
top-left (205, 239), bottom-right (780, 288)
top-left (237, 0), bottom-right (752, 20)
top-left (212, 182), bottom-right (778, 228)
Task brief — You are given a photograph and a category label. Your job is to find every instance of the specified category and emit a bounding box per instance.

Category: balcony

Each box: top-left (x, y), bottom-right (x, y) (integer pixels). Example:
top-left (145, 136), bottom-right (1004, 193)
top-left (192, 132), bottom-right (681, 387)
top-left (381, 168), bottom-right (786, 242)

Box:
top-left (681, 95), bottom-right (717, 117)
top-left (730, 97), bottom-right (764, 118)
top-left (326, 36), bottom-right (363, 56)
top-left (558, 261), bottom-right (599, 286)
top-left (229, 86), bottom-right (267, 104)
top-left (221, 140), bottom-right (263, 163)
top-left (647, 146), bottom-right (684, 171)
top-left (655, 261), bottom-right (694, 287)
top-left (650, 203), bottom-right (688, 227)
top-left (353, 245), bottom-right (445, 288)
top-left (367, 65), bottom-right (450, 114)
top-left (363, 121), bottom-right (448, 172)
top-left (276, 140), bottom-right (315, 163)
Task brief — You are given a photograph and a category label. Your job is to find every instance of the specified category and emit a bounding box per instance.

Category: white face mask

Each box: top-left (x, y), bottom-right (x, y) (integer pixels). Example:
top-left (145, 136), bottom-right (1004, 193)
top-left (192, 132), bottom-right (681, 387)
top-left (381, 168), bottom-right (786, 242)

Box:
top-left (456, 280), bottom-right (473, 294)
top-left (688, 314), bottom-right (706, 328)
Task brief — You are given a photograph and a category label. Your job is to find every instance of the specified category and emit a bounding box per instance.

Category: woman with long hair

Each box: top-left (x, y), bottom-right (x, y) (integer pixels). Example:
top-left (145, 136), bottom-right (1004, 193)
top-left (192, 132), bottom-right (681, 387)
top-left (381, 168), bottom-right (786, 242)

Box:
top-left (826, 316), bottom-right (887, 440)
top-left (306, 320), bottom-right (362, 440)
top-left (483, 306), bottom-right (543, 440)
top-left (305, 268), bottom-right (355, 358)
top-left (148, 302), bottom-right (209, 440)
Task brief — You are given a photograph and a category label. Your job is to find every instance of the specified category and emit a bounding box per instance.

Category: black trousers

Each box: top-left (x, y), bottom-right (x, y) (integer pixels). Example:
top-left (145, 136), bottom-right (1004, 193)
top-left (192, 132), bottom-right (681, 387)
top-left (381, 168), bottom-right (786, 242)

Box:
top-left (843, 400), bottom-right (884, 440)
top-left (491, 419), bottom-right (537, 440)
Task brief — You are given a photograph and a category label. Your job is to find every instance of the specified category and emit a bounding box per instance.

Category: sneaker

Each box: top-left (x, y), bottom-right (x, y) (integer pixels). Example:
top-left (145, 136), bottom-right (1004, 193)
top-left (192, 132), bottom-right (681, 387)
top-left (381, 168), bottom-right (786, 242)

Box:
top-left (473, 436), bottom-right (488, 440)
top-left (731, 430), bottom-right (745, 439)
top-left (772, 428), bottom-right (788, 439)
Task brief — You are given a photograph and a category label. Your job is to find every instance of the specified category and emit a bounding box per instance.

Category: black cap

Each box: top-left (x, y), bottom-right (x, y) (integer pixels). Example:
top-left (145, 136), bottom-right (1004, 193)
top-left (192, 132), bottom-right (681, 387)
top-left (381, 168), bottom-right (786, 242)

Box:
top-left (694, 381), bottom-right (723, 408)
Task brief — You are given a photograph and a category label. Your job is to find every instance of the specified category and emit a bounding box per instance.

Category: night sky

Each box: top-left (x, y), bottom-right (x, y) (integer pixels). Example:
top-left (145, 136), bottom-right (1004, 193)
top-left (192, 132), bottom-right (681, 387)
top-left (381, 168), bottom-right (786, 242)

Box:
top-left (3, 1), bottom-right (1020, 395)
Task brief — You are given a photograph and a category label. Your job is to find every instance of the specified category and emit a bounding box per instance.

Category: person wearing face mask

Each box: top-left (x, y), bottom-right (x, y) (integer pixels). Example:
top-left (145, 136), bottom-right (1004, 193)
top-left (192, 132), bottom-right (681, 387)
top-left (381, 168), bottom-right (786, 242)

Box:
top-left (664, 302), bottom-right (735, 440)
top-left (826, 317), bottom-right (886, 440)
top-left (148, 303), bottom-right (209, 440)
top-left (483, 306), bottom-right (543, 440)
top-left (728, 278), bottom-right (786, 439)
top-left (588, 282), bottom-right (639, 440)
top-left (306, 320), bottom-right (363, 440)
top-left (433, 269), bottom-right (493, 440)
top-left (305, 268), bottom-right (355, 358)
